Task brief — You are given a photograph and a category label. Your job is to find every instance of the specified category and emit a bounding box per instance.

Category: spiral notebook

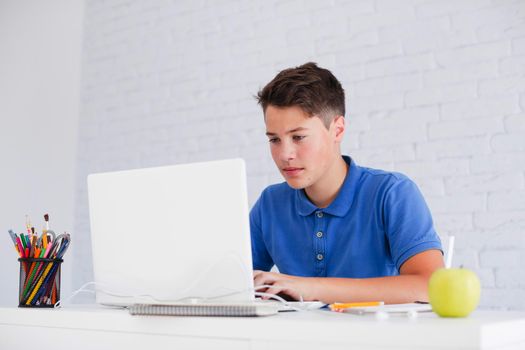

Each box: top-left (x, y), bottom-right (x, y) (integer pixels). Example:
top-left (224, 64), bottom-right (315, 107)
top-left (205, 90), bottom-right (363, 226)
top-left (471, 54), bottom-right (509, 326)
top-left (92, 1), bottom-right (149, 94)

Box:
top-left (129, 303), bottom-right (279, 317)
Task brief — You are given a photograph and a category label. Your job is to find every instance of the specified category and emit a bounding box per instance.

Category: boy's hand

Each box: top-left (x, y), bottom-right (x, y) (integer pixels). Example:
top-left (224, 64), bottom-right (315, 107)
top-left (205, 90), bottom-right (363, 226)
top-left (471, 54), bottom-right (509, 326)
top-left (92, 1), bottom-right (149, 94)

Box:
top-left (253, 270), bottom-right (318, 301)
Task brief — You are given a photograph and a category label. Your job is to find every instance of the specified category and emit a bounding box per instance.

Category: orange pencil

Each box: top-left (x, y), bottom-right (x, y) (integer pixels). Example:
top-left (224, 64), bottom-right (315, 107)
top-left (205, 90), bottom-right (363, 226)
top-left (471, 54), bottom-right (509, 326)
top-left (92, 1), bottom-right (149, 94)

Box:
top-left (329, 301), bottom-right (384, 311)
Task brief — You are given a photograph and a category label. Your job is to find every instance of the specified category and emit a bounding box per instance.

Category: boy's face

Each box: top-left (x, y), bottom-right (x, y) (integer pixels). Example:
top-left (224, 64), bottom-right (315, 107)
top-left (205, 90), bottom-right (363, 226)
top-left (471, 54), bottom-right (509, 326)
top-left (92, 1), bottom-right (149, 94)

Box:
top-left (265, 105), bottom-right (344, 190)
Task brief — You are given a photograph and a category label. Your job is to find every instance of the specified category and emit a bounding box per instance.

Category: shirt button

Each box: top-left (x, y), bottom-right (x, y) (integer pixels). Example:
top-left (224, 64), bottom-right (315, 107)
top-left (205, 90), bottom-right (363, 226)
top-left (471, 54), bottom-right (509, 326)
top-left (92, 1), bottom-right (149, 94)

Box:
top-left (316, 211), bottom-right (323, 218)
top-left (316, 231), bottom-right (323, 238)
top-left (317, 254), bottom-right (324, 261)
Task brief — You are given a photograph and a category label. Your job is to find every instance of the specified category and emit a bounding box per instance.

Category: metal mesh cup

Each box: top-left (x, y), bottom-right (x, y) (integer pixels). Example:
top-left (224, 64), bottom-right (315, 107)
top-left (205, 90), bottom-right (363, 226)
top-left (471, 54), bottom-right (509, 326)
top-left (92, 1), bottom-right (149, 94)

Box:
top-left (18, 257), bottom-right (63, 307)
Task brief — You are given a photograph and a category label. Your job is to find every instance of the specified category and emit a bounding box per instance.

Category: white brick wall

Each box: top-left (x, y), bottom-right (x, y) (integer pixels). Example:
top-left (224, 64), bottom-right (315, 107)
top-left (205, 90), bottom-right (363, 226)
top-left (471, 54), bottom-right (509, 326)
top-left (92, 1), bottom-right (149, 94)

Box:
top-left (75, 0), bottom-right (525, 309)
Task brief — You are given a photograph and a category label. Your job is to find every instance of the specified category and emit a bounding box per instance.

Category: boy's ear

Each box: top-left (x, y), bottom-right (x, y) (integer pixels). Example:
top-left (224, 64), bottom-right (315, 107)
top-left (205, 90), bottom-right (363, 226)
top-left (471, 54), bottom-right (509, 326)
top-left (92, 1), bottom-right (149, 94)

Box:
top-left (332, 116), bottom-right (345, 142)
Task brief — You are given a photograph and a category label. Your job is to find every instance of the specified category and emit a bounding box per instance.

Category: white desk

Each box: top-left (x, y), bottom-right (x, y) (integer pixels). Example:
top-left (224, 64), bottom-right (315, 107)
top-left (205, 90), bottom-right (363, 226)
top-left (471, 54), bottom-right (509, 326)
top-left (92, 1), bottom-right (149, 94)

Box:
top-left (1, 306), bottom-right (525, 349)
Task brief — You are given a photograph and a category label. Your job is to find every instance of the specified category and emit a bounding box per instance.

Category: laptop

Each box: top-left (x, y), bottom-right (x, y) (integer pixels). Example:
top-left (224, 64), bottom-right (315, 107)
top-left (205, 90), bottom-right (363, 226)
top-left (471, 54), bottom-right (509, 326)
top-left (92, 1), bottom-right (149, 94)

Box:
top-left (88, 158), bottom-right (275, 313)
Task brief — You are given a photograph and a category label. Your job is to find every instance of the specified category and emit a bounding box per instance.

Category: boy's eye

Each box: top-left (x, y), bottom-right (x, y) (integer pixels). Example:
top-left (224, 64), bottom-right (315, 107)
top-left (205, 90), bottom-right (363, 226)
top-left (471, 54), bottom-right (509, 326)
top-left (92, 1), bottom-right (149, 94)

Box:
top-left (293, 135), bottom-right (305, 141)
top-left (268, 138), bottom-right (279, 144)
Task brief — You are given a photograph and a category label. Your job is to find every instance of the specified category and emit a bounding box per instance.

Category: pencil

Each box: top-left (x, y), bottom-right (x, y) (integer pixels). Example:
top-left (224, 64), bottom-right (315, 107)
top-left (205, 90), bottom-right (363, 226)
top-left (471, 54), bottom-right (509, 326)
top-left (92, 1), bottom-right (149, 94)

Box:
top-left (25, 261), bottom-right (54, 305)
top-left (329, 301), bottom-right (384, 311)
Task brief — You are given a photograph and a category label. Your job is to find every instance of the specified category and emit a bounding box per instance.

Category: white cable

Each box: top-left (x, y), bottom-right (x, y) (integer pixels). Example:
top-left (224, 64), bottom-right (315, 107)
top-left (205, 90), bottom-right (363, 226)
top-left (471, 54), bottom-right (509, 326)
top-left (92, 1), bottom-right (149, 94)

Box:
top-left (253, 284), bottom-right (305, 303)
top-left (59, 252), bottom-right (309, 310)
top-left (56, 282), bottom-right (308, 311)
top-left (254, 292), bottom-right (310, 312)
top-left (53, 281), bottom-right (98, 308)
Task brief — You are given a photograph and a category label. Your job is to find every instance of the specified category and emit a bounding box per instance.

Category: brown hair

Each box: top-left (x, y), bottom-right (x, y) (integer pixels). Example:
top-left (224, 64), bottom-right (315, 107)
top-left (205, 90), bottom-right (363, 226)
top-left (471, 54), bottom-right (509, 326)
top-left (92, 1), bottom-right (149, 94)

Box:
top-left (256, 62), bottom-right (345, 128)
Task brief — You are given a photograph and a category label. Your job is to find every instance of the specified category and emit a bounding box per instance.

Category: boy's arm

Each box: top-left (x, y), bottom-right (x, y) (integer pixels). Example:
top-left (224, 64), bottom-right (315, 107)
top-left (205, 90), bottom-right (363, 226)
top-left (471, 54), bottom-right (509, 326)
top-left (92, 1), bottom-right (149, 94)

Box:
top-left (253, 249), bottom-right (444, 304)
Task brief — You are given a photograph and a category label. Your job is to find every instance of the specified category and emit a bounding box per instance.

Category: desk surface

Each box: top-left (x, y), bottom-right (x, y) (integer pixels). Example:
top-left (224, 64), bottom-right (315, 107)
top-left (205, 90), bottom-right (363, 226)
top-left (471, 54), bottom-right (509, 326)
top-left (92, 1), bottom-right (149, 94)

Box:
top-left (1, 305), bottom-right (525, 350)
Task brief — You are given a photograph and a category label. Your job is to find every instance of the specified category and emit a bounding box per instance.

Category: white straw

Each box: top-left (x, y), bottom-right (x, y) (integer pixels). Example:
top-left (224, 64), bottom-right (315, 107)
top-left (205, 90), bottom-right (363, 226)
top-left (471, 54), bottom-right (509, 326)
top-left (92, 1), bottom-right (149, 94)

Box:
top-left (445, 236), bottom-right (455, 268)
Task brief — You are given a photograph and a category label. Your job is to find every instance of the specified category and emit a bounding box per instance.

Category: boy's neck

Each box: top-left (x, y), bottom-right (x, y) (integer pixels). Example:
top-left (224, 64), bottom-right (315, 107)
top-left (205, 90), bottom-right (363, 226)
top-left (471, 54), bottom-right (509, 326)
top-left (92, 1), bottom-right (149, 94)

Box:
top-left (304, 155), bottom-right (348, 209)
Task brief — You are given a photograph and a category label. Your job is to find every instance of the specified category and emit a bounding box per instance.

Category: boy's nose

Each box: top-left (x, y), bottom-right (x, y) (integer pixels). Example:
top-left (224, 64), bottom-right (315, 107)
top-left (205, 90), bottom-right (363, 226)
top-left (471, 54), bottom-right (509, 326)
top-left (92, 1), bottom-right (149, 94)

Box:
top-left (279, 142), bottom-right (296, 162)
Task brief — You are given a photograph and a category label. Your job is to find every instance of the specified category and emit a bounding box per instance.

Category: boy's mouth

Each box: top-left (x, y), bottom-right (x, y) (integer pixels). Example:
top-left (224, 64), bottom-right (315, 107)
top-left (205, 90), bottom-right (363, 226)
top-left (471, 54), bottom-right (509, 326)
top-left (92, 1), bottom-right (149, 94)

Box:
top-left (282, 167), bottom-right (304, 176)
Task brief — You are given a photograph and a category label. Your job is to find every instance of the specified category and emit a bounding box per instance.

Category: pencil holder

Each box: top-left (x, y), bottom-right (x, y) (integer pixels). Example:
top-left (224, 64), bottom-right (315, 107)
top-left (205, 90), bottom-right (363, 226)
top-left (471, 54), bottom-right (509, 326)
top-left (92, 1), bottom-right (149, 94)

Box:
top-left (18, 258), bottom-right (63, 308)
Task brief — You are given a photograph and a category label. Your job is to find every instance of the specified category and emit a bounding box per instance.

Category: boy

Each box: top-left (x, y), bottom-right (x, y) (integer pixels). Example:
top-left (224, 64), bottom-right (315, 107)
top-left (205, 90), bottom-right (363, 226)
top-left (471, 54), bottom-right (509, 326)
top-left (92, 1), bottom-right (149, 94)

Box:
top-left (251, 62), bottom-right (444, 304)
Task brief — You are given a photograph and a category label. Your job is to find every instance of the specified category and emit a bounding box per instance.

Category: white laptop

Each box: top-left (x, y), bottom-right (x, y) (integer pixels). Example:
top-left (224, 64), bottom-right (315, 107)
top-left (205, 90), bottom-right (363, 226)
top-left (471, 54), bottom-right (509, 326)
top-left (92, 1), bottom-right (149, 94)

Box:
top-left (87, 158), bottom-right (258, 308)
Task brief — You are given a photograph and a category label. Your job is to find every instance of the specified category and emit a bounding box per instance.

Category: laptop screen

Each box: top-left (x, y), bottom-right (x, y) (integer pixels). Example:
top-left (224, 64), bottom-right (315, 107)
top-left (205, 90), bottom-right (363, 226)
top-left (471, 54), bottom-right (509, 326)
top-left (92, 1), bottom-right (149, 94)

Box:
top-left (87, 158), bottom-right (254, 306)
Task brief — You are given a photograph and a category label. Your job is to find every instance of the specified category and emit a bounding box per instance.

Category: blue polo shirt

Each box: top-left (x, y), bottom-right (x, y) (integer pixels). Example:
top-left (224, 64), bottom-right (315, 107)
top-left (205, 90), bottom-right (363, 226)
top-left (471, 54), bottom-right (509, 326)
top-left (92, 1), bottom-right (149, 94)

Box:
top-left (250, 156), bottom-right (442, 278)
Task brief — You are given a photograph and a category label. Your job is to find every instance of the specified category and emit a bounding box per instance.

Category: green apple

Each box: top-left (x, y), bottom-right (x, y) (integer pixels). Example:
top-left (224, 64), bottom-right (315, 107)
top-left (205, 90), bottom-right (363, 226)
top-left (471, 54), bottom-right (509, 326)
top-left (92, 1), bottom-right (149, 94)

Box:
top-left (428, 267), bottom-right (481, 317)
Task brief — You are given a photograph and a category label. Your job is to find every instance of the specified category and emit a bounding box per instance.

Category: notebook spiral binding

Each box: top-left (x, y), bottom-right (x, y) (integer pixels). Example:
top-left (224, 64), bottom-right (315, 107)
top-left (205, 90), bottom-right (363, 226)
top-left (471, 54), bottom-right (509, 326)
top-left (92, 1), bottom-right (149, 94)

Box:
top-left (129, 303), bottom-right (278, 317)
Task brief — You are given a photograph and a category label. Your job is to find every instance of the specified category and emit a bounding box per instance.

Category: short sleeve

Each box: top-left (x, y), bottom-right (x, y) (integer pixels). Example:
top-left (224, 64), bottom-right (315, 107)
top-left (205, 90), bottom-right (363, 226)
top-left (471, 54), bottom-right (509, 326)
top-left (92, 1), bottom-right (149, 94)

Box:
top-left (383, 177), bottom-right (443, 270)
top-left (249, 194), bottom-right (274, 271)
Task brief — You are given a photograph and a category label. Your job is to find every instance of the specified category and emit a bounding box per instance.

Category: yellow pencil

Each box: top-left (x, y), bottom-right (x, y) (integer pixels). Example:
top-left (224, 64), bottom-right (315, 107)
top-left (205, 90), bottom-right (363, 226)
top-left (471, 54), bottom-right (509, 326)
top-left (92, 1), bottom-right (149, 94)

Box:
top-left (329, 301), bottom-right (384, 310)
top-left (25, 262), bottom-right (54, 305)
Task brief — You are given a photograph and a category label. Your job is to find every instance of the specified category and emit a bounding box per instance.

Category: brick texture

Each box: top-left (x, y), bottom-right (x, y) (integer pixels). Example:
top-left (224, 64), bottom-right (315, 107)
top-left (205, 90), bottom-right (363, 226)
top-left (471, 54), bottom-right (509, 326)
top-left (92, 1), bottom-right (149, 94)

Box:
top-left (75, 0), bottom-right (525, 309)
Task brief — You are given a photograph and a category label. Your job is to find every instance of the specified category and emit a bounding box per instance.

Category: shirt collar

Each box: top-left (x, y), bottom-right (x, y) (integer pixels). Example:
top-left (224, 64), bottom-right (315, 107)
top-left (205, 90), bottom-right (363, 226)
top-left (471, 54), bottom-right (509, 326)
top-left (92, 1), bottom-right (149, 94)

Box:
top-left (295, 156), bottom-right (359, 217)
